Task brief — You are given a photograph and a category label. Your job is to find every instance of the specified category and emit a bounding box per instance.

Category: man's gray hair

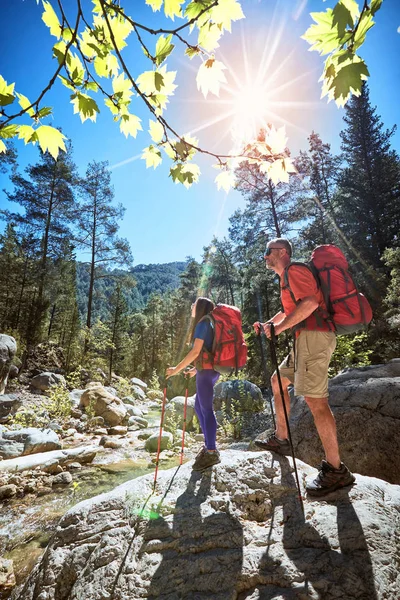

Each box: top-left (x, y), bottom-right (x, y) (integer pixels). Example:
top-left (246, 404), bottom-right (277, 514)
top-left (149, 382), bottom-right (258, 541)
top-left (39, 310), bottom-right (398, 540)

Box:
top-left (268, 238), bottom-right (293, 257)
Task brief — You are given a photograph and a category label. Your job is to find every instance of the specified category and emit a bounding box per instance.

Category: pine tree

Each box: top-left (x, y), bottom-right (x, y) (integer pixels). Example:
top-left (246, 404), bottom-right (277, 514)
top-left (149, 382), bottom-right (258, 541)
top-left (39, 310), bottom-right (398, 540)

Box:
top-left (336, 84), bottom-right (400, 269)
top-left (2, 144), bottom-right (78, 343)
top-left (75, 161), bottom-right (132, 351)
top-left (295, 132), bottom-right (342, 248)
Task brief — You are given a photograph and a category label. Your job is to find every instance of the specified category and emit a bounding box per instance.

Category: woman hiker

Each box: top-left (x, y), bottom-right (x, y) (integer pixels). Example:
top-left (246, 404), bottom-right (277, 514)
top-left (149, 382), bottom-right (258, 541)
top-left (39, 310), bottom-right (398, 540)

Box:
top-left (166, 297), bottom-right (220, 472)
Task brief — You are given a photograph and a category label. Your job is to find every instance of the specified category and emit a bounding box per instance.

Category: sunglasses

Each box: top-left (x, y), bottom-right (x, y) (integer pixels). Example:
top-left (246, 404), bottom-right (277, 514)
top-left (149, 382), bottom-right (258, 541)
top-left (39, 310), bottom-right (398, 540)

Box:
top-left (264, 246), bottom-right (285, 257)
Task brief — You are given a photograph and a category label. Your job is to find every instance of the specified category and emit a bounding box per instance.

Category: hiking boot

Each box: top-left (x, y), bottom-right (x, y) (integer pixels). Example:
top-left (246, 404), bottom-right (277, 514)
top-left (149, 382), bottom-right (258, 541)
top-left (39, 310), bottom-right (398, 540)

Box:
top-left (194, 445), bottom-right (206, 460)
top-left (254, 433), bottom-right (291, 456)
top-left (306, 460), bottom-right (355, 496)
top-left (192, 450), bottom-right (221, 471)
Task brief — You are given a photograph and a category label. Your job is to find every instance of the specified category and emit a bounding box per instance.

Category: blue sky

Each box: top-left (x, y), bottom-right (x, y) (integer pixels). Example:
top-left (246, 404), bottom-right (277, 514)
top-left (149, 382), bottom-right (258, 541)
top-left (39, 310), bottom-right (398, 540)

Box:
top-left (0, 0), bottom-right (399, 266)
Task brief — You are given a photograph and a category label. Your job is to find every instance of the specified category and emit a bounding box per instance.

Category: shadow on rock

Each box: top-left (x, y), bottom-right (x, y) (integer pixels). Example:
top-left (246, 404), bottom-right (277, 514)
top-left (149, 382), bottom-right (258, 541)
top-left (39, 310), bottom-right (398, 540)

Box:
top-left (142, 471), bottom-right (244, 600)
top-left (255, 456), bottom-right (378, 600)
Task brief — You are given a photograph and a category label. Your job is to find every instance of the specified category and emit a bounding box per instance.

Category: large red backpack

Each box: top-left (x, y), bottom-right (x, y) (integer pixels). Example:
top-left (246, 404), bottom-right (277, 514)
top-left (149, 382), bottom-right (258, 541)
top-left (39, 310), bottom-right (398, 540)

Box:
top-left (284, 245), bottom-right (373, 335)
top-left (196, 304), bottom-right (248, 374)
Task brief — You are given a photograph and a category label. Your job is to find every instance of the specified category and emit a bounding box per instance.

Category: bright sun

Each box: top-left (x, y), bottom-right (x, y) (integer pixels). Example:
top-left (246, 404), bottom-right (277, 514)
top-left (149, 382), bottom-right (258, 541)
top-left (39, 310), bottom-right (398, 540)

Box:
top-left (231, 84), bottom-right (270, 145)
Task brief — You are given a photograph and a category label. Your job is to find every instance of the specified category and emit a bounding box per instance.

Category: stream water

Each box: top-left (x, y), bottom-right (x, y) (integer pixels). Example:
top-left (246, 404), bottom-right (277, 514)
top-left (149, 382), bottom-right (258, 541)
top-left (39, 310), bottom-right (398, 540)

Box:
top-left (0, 408), bottom-right (180, 594)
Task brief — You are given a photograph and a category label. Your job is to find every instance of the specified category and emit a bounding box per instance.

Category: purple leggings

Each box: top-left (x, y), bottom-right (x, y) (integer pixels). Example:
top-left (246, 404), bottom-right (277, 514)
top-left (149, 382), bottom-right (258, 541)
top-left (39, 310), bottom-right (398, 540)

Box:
top-left (195, 369), bottom-right (220, 450)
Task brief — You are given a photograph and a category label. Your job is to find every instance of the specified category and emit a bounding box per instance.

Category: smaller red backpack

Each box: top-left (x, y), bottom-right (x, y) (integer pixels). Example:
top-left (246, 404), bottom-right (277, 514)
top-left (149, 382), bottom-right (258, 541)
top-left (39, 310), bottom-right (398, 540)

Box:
top-left (196, 304), bottom-right (248, 374)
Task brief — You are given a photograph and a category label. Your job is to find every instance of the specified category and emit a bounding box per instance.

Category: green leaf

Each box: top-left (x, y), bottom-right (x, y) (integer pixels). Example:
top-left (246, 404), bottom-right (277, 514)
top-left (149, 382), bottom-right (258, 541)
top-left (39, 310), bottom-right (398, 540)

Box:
top-left (16, 93), bottom-right (35, 117)
top-left (185, 47), bottom-right (201, 59)
top-left (142, 145), bottom-right (162, 169)
top-left (198, 23), bottom-right (222, 52)
top-left (94, 53), bottom-right (119, 78)
top-left (36, 106), bottom-right (53, 119)
top-left (149, 119), bottom-right (164, 143)
top-left (53, 40), bottom-right (67, 65)
top-left (146, 0), bottom-right (163, 10)
top-left (110, 14), bottom-right (133, 51)
top-left (17, 124), bottom-right (36, 144)
top-left (66, 52), bottom-right (85, 85)
top-left (137, 70), bottom-right (165, 95)
top-left (35, 125), bottom-right (67, 159)
top-left (328, 59), bottom-right (369, 106)
top-left (120, 113), bottom-right (142, 138)
top-left (112, 73), bottom-right (133, 95)
top-left (155, 34), bottom-right (175, 66)
top-left (84, 81), bottom-right (98, 92)
top-left (0, 124), bottom-right (19, 139)
top-left (0, 75), bottom-right (15, 106)
top-left (215, 169), bottom-right (236, 192)
top-left (71, 93), bottom-right (100, 122)
top-left (170, 163), bottom-right (200, 188)
top-left (353, 11), bottom-right (375, 49)
top-left (370, 0), bottom-right (383, 16)
top-left (164, 0), bottom-right (184, 20)
top-left (0, 139), bottom-right (6, 153)
top-left (105, 98), bottom-right (119, 115)
top-left (302, 9), bottom-right (339, 55)
top-left (210, 0), bottom-right (245, 33)
top-left (196, 58), bottom-right (227, 98)
top-left (42, 1), bottom-right (61, 38)
top-left (58, 75), bottom-right (76, 91)
top-left (332, 1), bottom-right (355, 38)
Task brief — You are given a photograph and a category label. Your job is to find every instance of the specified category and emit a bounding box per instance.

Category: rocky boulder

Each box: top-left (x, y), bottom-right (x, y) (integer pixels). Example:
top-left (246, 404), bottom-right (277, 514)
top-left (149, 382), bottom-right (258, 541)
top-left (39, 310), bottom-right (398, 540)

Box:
top-left (30, 371), bottom-right (66, 392)
top-left (130, 377), bottom-right (148, 391)
top-left (13, 451), bottom-right (400, 600)
top-left (0, 334), bottom-right (17, 395)
top-left (0, 394), bottom-right (22, 423)
top-left (213, 379), bottom-right (264, 412)
top-left (0, 427), bottom-right (61, 459)
top-left (145, 431), bottom-right (173, 452)
top-left (130, 384), bottom-right (147, 401)
top-left (165, 394), bottom-right (196, 431)
top-left (79, 384), bottom-right (127, 426)
top-left (287, 359), bottom-right (400, 484)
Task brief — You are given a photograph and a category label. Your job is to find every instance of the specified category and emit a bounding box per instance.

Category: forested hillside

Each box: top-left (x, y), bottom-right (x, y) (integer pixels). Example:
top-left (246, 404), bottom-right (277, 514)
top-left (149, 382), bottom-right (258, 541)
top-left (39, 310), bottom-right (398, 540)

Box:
top-left (0, 85), bottom-right (399, 385)
top-left (76, 261), bottom-right (187, 321)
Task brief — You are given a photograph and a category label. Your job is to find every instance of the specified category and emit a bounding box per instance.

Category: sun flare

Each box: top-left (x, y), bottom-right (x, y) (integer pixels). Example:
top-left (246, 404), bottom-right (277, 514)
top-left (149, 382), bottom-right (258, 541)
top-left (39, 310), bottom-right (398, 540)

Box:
top-left (231, 84), bottom-right (270, 146)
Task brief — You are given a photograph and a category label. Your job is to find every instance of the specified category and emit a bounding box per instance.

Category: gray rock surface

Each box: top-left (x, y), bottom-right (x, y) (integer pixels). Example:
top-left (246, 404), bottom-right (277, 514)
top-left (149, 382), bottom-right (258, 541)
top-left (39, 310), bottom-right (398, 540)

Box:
top-left (0, 427), bottom-right (61, 459)
top-left (287, 360), bottom-right (400, 484)
top-left (30, 371), bottom-right (66, 392)
top-left (165, 395), bottom-right (196, 430)
top-left (12, 451), bottom-right (400, 600)
top-left (145, 431), bottom-right (173, 452)
top-left (0, 395), bottom-right (22, 423)
top-left (130, 384), bottom-right (147, 401)
top-left (214, 379), bottom-right (264, 412)
top-left (79, 384), bottom-right (127, 426)
top-left (69, 389), bottom-right (85, 407)
top-left (0, 445), bottom-right (100, 474)
top-left (130, 377), bottom-right (148, 390)
top-left (0, 334), bottom-right (17, 395)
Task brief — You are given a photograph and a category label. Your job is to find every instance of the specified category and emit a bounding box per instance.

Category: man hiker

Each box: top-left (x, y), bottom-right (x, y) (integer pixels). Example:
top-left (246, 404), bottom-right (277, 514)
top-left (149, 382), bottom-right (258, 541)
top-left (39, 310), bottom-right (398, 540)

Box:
top-left (253, 237), bottom-right (355, 496)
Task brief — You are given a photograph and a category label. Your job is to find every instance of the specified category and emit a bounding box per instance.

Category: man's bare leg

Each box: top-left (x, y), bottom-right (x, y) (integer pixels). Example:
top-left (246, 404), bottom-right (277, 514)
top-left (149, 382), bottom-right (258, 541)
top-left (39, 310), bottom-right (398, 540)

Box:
top-left (271, 372), bottom-right (292, 440)
top-left (304, 396), bottom-right (340, 468)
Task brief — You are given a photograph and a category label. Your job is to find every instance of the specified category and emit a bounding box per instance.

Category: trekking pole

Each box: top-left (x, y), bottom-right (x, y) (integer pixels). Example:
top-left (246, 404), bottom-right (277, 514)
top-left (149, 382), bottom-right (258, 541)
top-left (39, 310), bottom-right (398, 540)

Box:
top-left (180, 372), bottom-right (190, 466)
top-left (268, 322), bottom-right (304, 515)
top-left (153, 383), bottom-right (167, 491)
top-left (256, 327), bottom-right (276, 430)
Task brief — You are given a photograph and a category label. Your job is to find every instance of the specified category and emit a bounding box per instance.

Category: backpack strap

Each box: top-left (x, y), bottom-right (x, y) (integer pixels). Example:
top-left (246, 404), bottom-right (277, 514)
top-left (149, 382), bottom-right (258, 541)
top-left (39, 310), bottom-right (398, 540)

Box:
top-left (283, 262), bottom-right (333, 332)
top-left (195, 314), bottom-right (215, 370)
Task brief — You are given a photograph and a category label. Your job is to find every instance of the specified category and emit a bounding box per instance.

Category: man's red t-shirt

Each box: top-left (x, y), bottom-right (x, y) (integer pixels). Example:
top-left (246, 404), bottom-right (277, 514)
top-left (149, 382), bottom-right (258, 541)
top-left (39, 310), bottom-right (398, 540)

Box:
top-left (280, 264), bottom-right (331, 332)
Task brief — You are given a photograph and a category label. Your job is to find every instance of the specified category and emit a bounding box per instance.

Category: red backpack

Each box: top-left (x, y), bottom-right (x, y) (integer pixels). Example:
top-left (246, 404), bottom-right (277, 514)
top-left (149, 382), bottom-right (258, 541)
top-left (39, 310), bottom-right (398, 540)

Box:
top-left (196, 304), bottom-right (248, 374)
top-left (284, 245), bottom-right (373, 335)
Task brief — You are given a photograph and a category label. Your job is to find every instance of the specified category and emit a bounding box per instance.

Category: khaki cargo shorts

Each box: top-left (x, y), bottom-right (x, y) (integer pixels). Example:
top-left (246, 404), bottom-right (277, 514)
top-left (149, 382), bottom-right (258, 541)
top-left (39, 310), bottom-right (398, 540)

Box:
top-left (277, 330), bottom-right (336, 398)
